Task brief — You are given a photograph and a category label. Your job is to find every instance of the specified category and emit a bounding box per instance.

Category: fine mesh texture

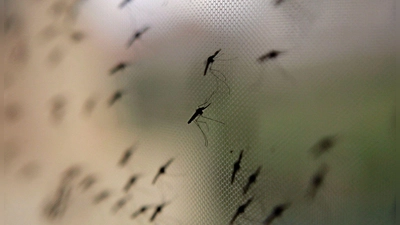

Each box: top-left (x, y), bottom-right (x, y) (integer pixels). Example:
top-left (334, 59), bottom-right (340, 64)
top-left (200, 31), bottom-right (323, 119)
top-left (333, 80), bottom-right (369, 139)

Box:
top-left (3, 0), bottom-right (396, 225)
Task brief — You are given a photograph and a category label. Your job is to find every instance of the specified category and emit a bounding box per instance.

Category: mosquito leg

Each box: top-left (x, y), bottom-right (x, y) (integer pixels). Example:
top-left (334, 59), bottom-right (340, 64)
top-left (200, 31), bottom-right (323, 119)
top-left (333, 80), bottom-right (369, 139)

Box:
top-left (274, 61), bottom-right (297, 86)
top-left (197, 120), bottom-right (209, 131)
top-left (195, 120), bottom-right (208, 147)
top-left (210, 70), bottom-right (231, 94)
top-left (200, 115), bottom-right (225, 125)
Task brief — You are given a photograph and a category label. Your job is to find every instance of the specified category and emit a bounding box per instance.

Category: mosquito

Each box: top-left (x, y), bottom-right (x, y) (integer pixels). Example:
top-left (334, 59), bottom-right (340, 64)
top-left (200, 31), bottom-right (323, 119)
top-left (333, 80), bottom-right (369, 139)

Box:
top-left (152, 158), bottom-right (174, 185)
top-left (257, 50), bottom-right (297, 86)
top-left (93, 190), bottom-right (111, 204)
top-left (243, 166), bottom-right (262, 195)
top-left (119, 0), bottom-right (134, 9)
top-left (131, 204), bottom-right (153, 219)
top-left (306, 163), bottom-right (329, 199)
top-left (118, 144), bottom-right (137, 167)
top-left (310, 135), bottom-right (338, 159)
top-left (108, 90), bottom-right (123, 107)
top-left (230, 197), bottom-right (253, 225)
top-left (231, 150), bottom-right (244, 184)
top-left (127, 26), bottom-right (150, 48)
top-left (149, 201), bottom-right (171, 222)
top-left (262, 203), bottom-right (291, 225)
top-left (123, 174), bottom-right (141, 192)
top-left (109, 62), bottom-right (129, 75)
top-left (187, 92), bottom-right (224, 147)
top-left (79, 174), bottom-right (96, 191)
top-left (111, 195), bottom-right (131, 213)
top-left (203, 49), bottom-right (233, 94)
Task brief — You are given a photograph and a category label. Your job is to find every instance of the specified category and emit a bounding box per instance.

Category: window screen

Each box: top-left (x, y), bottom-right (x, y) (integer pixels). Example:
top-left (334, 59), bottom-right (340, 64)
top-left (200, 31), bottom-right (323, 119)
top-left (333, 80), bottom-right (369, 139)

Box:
top-left (3, 0), bottom-right (396, 225)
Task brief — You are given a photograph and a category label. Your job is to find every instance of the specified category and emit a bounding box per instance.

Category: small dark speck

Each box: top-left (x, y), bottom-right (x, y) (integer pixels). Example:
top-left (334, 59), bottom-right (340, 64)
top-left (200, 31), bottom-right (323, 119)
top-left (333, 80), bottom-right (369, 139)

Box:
top-left (47, 47), bottom-right (64, 67)
top-left (18, 161), bottom-right (41, 180)
top-left (48, 1), bottom-right (68, 17)
top-left (38, 25), bottom-right (60, 43)
top-left (5, 102), bottom-right (23, 123)
top-left (49, 95), bottom-right (67, 123)
top-left (70, 31), bottom-right (85, 42)
top-left (61, 165), bottom-right (82, 183)
top-left (9, 40), bottom-right (29, 65)
top-left (82, 97), bottom-right (97, 116)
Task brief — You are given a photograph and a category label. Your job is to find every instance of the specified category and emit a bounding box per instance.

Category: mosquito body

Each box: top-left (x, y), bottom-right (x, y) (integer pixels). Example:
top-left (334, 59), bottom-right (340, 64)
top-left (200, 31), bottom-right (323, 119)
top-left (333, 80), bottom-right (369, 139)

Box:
top-left (150, 201), bottom-right (169, 222)
top-left (112, 195), bottom-right (131, 213)
top-left (306, 164), bottom-right (329, 199)
top-left (93, 190), bottom-right (110, 204)
top-left (119, 0), bottom-right (133, 9)
top-left (79, 175), bottom-right (96, 191)
top-left (110, 62), bottom-right (128, 75)
top-left (123, 174), bottom-right (140, 192)
top-left (152, 158), bottom-right (174, 185)
top-left (188, 93), bottom-right (224, 147)
top-left (108, 90), bottom-right (123, 107)
top-left (231, 150), bottom-right (244, 184)
top-left (262, 203), bottom-right (291, 225)
top-left (131, 205), bottom-right (151, 219)
top-left (204, 49), bottom-right (221, 76)
top-left (118, 145), bottom-right (136, 167)
top-left (203, 49), bottom-right (231, 94)
top-left (310, 135), bottom-right (337, 158)
top-left (127, 26), bottom-right (150, 48)
top-left (243, 166), bottom-right (261, 195)
top-left (230, 197), bottom-right (253, 225)
top-left (257, 50), bottom-right (283, 63)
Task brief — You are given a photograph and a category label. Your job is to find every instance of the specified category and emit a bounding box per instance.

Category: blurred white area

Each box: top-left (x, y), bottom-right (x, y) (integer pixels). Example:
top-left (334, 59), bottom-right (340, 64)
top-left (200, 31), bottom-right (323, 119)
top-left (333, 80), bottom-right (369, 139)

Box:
top-left (3, 0), bottom-right (395, 225)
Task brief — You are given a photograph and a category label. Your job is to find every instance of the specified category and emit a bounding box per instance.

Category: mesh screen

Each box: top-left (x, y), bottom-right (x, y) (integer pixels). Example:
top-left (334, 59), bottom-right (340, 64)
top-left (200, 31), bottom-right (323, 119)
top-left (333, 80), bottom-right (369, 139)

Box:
top-left (3, 0), bottom-right (396, 225)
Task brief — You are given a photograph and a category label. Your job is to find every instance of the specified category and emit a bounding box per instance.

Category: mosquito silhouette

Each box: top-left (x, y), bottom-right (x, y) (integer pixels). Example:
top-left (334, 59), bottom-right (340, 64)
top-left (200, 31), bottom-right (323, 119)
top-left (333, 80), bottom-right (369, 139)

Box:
top-left (123, 174), bottom-right (141, 192)
top-left (118, 144), bottom-right (137, 167)
top-left (262, 203), bottom-right (291, 225)
top-left (257, 50), bottom-right (297, 86)
top-left (310, 135), bottom-right (337, 159)
top-left (306, 164), bottom-right (329, 199)
top-left (257, 50), bottom-right (284, 63)
top-left (231, 150), bottom-right (244, 184)
top-left (108, 90), bottom-right (123, 107)
top-left (150, 201), bottom-right (170, 222)
top-left (152, 158), bottom-right (174, 185)
top-left (204, 49), bottom-right (232, 94)
top-left (127, 26), bottom-right (150, 48)
top-left (119, 0), bottom-right (133, 9)
top-left (230, 197), bottom-right (253, 225)
top-left (243, 166), bottom-right (262, 195)
top-left (109, 62), bottom-right (128, 75)
top-left (131, 204), bottom-right (153, 219)
top-left (187, 92), bottom-right (224, 147)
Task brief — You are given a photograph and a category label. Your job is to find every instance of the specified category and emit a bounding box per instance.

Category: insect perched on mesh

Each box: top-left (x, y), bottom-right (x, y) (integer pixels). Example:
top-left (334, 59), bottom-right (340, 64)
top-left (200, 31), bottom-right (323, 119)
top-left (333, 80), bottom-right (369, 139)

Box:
top-left (93, 190), bottom-right (111, 204)
top-left (109, 62), bottom-right (129, 75)
top-left (118, 144), bottom-right (137, 167)
top-left (131, 204), bottom-right (153, 219)
top-left (231, 150), bottom-right (244, 184)
top-left (262, 202), bottom-right (291, 225)
top-left (127, 26), bottom-right (150, 48)
top-left (108, 90), bottom-right (124, 107)
top-left (203, 49), bottom-right (233, 94)
top-left (306, 163), bottom-right (329, 199)
top-left (187, 91), bottom-right (224, 147)
top-left (229, 197), bottom-right (253, 225)
top-left (310, 135), bottom-right (338, 159)
top-left (152, 158), bottom-right (174, 185)
top-left (243, 166), bottom-right (262, 195)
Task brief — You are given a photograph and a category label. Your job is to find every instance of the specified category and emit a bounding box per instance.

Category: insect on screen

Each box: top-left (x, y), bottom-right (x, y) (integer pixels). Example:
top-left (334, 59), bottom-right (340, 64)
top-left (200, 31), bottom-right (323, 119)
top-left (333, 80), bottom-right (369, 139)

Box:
top-left (3, 0), bottom-right (396, 225)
